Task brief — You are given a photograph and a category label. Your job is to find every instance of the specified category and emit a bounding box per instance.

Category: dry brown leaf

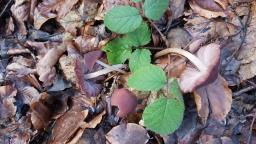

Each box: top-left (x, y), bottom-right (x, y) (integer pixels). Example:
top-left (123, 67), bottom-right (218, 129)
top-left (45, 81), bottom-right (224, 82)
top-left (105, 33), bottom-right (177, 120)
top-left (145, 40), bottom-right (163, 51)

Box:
top-left (103, 0), bottom-right (131, 11)
top-left (106, 123), bottom-right (149, 144)
top-left (167, 28), bottom-right (192, 48)
top-left (11, 0), bottom-right (30, 35)
top-left (0, 85), bottom-right (17, 120)
top-left (48, 110), bottom-right (88, 144)
top-left (189, 0), bottom-right (227, 19)
top-left (236, 2), bottom-right (256, 80)
top-left (36, 44), bottom-right (67, 87)
top-left (194, 76), bottom-right (232, 121)
top-left (85, 110), bottom-right (106, 129)
top-left (169, 0), bottom-right (186, 20)
top-left (73, 36), bottom-right (99, 54)
top-left (59, 55), bottom-right (77, 84)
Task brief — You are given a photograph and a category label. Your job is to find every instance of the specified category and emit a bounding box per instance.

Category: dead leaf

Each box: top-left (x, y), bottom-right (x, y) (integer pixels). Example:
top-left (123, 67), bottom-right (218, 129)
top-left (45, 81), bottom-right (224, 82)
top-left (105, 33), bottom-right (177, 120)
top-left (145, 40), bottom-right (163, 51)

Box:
top-left (167, 27), bottom-right (192, 48)
top-left (74, 51), bottom-right (103, 97)
top-left (194, 76), bottom-right (232, 121)
top-left (0, 85), bottom-right (17, 120)
top-left (59, 55), bottom-right (77, 84)
top-left (74, 36), bottom-right (99, 54)
top-left (59, 3), bottom-right (84, 35)
top-left (106, 123), bottom-right (149, 144)
top-left (189, 0), bottom-right (227, 19)
top-left (11, 0), bottom-right (30, 35)
top-left (85, 110), bottom-right (106, 129)
top-left (36, 44), bottom-right (67, 87)
top-left (48, 110), bottom-right (89, 144)
top-left (169, 0), bottom-right (186, 20)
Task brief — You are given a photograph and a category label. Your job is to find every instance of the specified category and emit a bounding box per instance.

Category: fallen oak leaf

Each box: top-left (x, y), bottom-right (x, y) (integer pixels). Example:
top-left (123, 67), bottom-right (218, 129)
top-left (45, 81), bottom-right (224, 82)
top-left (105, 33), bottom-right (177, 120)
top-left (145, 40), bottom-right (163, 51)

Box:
top-left (194, 76), bottom-right (232, 121)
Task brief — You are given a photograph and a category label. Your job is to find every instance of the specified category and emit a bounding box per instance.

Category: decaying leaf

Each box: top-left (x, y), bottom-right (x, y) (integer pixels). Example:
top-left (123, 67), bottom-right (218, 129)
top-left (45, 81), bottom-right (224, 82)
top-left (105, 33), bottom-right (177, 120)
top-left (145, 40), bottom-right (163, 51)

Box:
top-left (194, 76), bottom-right (232, 121)
top-left (49, 110), bottom-right (88, 144)
top-left (0, 85), bottom-right (17, 120)
top-left (36, 44), bottom-right (67, 87)
top-left (11, 0), bottom-right (30, 35)
top-left (189, 0), bottom-right (227, 19)
top-left (106, 123), bottom-right (149, 144)
top-left (59, 55), bottom-right (77, 84)
top-left (74, 51), bottom-right (103, 97)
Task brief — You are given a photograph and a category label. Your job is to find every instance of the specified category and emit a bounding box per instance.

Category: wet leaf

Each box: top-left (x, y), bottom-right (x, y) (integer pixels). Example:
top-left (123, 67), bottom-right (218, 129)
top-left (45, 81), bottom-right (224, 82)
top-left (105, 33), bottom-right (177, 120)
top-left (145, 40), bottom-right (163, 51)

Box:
top-left (104, 6), bottom-right (142, 34)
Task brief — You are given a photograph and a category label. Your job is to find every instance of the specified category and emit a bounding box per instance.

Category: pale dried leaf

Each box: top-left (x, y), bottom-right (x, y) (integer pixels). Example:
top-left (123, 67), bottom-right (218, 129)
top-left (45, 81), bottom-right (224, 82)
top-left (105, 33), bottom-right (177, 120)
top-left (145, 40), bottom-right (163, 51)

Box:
top-left (0, 85), bottom-right (17, 119)
top-left (194, 76), bottom-right (232, 121)
top-left (106, 123), bottom-right (149, 144)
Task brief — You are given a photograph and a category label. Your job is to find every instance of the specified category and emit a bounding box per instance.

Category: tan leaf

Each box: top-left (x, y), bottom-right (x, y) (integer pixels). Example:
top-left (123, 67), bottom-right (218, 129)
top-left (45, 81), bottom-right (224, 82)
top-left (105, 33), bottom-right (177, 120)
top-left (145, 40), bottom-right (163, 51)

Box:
top-left (0, 85), bottom-right (17, 119)
top-left (106, 123), bottom-right (149, 144)
top-left (193, 76), bottom-right (232, 121)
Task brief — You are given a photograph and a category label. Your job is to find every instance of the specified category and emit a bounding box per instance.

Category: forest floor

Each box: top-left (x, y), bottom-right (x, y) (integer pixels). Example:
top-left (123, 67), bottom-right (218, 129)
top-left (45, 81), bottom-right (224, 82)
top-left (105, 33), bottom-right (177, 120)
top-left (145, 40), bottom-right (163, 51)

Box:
top-left (0, 0), bottom-right (256, 144)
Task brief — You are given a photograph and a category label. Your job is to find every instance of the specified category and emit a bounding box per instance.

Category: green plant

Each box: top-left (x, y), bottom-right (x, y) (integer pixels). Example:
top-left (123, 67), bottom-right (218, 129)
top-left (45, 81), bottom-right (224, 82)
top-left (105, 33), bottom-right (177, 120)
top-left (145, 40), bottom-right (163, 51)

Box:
top-left (103, 0), bottom-right (185, 135)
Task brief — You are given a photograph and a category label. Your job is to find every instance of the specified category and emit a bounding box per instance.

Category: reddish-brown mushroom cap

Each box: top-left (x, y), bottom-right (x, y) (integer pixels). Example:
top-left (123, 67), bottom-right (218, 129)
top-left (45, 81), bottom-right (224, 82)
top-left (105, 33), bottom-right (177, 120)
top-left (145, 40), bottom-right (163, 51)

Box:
top-left (154, 43), bottom-right (220, 93)
top-left (179, 43), bottom-right (220, 92)
top-left (111, 88), bottom-right (137, 118)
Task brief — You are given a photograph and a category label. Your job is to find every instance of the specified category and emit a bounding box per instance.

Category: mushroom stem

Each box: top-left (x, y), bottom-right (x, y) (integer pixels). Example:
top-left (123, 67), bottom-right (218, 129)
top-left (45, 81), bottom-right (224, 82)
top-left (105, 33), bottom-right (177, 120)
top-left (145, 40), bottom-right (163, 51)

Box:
top-left (154, 48), bottom-right (207, 72)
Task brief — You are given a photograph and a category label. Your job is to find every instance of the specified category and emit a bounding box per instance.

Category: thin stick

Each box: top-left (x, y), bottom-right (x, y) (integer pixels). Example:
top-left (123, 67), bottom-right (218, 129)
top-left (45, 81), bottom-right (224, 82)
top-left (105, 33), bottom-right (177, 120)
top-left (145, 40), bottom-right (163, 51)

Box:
top-left (149, 20), bottom-right (169, 47)
top-left (247, 111), bottom-right (256, 144)
top-left (233, 86), bottom-right (256, 97)
top-left (0, 0), bottom-right (12, 18)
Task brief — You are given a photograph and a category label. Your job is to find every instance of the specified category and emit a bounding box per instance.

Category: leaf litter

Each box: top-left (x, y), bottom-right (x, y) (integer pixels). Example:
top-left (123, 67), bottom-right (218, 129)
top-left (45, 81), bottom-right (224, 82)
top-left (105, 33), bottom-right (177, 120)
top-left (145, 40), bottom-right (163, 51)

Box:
top-left (0, 0), bottom-right (256, 143)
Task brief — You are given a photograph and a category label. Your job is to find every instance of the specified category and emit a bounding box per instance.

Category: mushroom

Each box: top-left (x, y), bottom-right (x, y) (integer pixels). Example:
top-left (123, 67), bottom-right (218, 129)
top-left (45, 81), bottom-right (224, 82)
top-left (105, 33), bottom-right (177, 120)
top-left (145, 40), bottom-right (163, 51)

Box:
top-left (155, 43), bottom-right (220, 93)
top-left (111, 88), bottom-right (137, 118)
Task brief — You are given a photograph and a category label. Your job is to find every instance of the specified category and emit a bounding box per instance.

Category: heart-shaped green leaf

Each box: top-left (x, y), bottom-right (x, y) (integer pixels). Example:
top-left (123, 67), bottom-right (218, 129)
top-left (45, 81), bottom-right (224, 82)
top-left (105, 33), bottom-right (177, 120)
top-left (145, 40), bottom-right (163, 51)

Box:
top-left (125, 22), bottom-right (151, 47)
top-left (143, 79), bottom-right (185, 135)
top-left (104, 6), bottom-right (142, 34)
top-left (128, 64), bottom-right (166, 91)
top-left (129, 49), bottom-right (151, 72)
top-left (103, 38), bottom-right (132, 64)
top-left (143, 0), bottom-right (169, 20)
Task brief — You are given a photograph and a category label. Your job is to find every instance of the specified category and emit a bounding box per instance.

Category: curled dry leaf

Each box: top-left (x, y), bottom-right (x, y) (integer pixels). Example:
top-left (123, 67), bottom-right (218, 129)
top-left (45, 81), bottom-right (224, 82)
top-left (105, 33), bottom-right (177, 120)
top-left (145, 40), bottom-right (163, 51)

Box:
top-left (106, 123), bottom-right (149, 144)
top-left (10, 0), bottom-right (29, 35)
top-left (59, 55), bottom-right (77, 84)
top-left (111, 88), bottom-right (137, 118)
top-left (74, 51), bottom-right (103, 97)
top-left (0, 85), bottom-right (17, 120)
top-left (74, 36), bottom-right (99, 54)
top-left (36, 44), bottom-right (67, 87)
top-left (194, 76), bottom-right (232, 121)
top-left (179, 43), bottom-right (221, 93)
top-left (31, 101), bottom-right (51, 130)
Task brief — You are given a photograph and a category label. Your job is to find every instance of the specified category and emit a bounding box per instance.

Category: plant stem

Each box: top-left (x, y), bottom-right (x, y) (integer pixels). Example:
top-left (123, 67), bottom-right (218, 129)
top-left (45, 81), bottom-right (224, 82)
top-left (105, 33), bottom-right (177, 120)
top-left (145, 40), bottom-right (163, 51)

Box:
top-left (154, 48), bottom-right (207, 72)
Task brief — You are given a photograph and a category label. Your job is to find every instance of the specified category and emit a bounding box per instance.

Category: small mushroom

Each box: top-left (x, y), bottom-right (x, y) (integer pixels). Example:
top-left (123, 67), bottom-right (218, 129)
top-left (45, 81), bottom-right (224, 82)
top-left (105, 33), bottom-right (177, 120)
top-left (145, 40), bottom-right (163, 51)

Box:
top-left (155, 43), bottom-right (220, 92)
top-left (111, 88), bottom-right (137, 118)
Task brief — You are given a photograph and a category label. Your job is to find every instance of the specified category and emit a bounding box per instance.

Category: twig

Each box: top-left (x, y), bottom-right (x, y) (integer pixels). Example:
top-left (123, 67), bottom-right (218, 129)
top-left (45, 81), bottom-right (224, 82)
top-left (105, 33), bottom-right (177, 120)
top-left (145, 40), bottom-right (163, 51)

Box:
top-left (149, 20), bottom-right (169, 47)
top-left (233, 86), bottom-right (256, 97)
top-left (0, 0), bottom-right (12, 18)
top-left (84, 64), bottom-right (126, 79)
top-left (96, 60), bottom-right (126, 74)
top-left (247, 111), bottom-right (256, 144)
